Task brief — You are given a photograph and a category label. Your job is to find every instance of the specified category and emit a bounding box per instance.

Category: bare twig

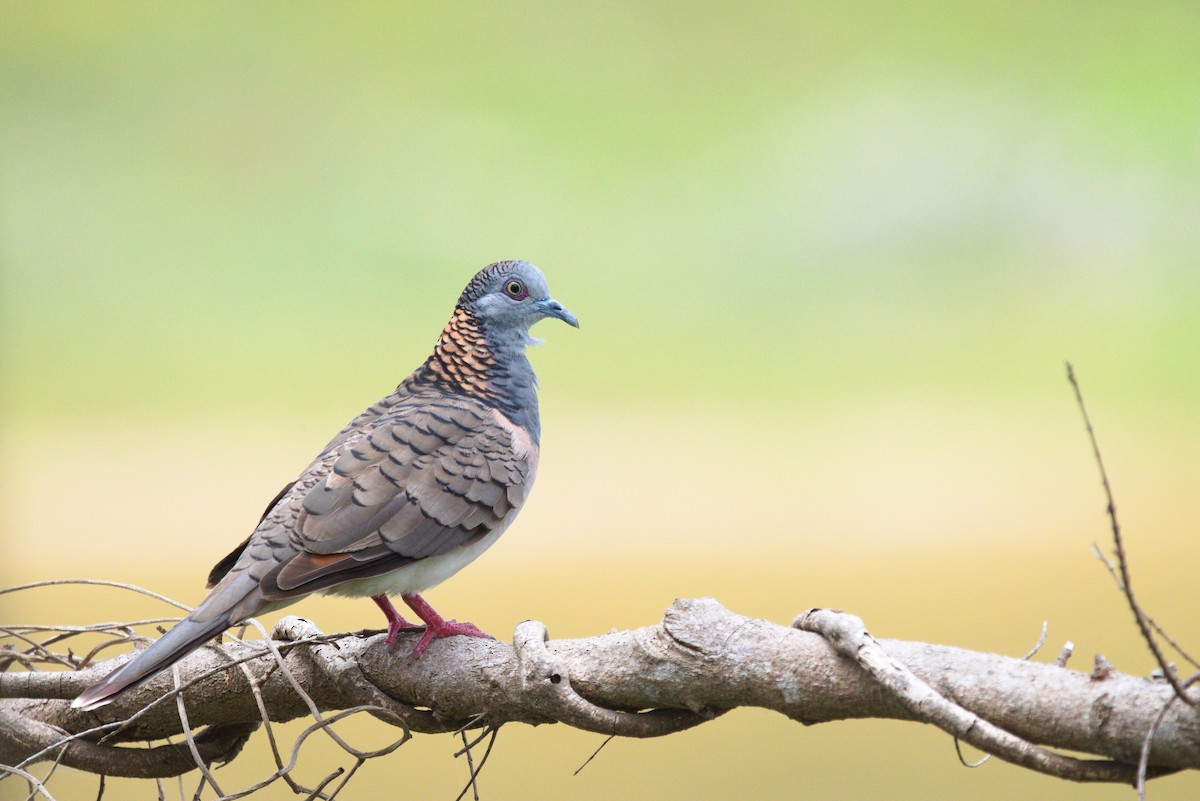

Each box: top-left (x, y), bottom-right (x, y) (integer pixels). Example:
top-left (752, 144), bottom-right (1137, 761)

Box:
top-left (1090, 545), bottom-right (1200, 672)
top-left (1054, 642), bottom-right (1074, 668)
top-left (454, 727), bottom-right (498, 801)
top-left (953, 738), bottom-right (990, 769)
top-left (1138, 673), bottom-right (1200, 801)
top-left (1019, 621), bottom-right (1049, 662)
top-left (794, 607), bottom-right (1173, 784)
top-left (0, 581), bottom-right (193, 614)
top-left (170, 665), bottom-right (223, 797)
top-left (574, 734), bottom-right (615, 776)
top-left (0, 764), bottom-right (58, 801)
top-left (951, 618), bottom-right (1049, 769)
top-left (1067, 363), bottom-right (1197, 706)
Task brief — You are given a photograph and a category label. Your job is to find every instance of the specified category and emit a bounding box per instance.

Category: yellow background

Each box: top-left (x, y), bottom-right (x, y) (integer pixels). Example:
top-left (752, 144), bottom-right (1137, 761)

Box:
top-left (2, 3), bottom-right (1197, 799)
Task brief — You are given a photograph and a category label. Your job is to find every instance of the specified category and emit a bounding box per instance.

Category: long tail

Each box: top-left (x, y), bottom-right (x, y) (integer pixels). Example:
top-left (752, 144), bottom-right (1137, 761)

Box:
top-left (72, 614), bottom-right (230, 711)
top-left (72, 574), bottom-right (261, 711)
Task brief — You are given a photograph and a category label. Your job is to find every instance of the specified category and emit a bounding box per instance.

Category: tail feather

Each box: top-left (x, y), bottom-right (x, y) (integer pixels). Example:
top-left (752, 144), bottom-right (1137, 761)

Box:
top-left (72, 613), bottom-right (231, 711)
top-left (72, 573), bottom-right (265, 711)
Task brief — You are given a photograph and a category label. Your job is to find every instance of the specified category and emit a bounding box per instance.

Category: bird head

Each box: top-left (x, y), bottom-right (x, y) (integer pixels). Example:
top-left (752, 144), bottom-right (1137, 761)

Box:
top-left (460, 261), bottom-right (579, 332)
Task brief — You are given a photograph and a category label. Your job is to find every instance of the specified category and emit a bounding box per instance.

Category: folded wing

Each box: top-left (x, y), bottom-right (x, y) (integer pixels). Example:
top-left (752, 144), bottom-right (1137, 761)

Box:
top-left (256, 396), bottom-right (537, 599)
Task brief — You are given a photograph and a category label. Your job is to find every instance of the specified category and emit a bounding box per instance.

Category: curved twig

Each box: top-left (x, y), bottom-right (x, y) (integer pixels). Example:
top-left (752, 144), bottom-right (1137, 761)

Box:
top-left (1138, 673), bottom-right (1200, 800)
top-left (0, 580), bottom-right (193, 614)
top-left (794, 607), bottom-right (1175, 784)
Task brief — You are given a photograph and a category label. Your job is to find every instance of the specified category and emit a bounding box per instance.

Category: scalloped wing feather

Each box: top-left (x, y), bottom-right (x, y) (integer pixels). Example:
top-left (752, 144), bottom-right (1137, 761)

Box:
top-left (257, 394), bottom-right (537, 600)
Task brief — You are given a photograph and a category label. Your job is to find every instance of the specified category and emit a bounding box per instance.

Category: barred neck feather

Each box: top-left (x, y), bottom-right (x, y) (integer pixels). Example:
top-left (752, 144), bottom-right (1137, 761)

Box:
top-left (410, 307), bottom-right (541, 442)
top-left (412, 308), bottom-right (496, 398)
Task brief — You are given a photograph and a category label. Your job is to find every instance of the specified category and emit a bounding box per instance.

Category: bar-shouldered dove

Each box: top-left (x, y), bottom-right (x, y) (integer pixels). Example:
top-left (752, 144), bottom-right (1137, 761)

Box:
top-left (74, 261), bottom-right (577, 711)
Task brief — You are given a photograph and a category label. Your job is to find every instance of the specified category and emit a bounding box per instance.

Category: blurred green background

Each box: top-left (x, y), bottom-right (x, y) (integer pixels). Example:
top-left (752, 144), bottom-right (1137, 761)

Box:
top-left (2, 2), bottom-right (1198, 799)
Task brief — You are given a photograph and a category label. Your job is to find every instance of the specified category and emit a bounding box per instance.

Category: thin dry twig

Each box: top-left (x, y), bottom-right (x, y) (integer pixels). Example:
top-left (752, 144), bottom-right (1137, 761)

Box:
top-left (953, 738), bottom-right (990, 769)
top-left (1138, 673), bottom-right (1200, 801)
top-left (795, 607), bottom-right (1166, 784)
top-left (1019, 621), bottom-right (1049, 662)
top-left (0, 764), bottom-right (59, 801)
top-left (170, 664), bottom-right (223, 797)
top-left (950, 618), bottom-right (1048, 769)
top-left (454, 727), bottom-right (498, 801)
top-left (1, 582), bottom-right (417, 800)
top-left (300, 767), bottom-right (344, 801)
top-left (0, 581), bottom-right (193, 614)
top-left (1090, 545), bottom-right (1200, 673)
top-left (324, 762), bottom-right (361, 801)
top-left (1054, 642), bottom-right (1074, 669)
top-left (1067, 363), bottom-right (1197, 706)
top-left (574, 734), bottom-right (615, 776)
top-left (216, 641), bottom-right (336, 801)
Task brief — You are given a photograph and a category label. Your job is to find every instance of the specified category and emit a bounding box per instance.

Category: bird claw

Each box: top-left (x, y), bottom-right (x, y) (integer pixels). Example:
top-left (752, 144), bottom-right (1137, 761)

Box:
top-left (408, 619), bottom-right (492, 658)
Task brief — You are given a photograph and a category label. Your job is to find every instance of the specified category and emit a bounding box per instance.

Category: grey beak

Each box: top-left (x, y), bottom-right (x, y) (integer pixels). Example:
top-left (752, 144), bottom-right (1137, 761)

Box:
top-left (537, 298), bottom-right (580, 328)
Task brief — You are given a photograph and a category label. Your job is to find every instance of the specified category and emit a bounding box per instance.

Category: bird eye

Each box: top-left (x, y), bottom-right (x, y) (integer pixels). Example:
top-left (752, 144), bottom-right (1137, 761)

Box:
top-left (504, 280), bottom-right (526, 299)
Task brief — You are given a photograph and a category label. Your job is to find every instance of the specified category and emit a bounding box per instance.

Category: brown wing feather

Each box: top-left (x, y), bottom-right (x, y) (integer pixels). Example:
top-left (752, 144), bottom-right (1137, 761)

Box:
top-left (257, 396), bottom-right (535, 601)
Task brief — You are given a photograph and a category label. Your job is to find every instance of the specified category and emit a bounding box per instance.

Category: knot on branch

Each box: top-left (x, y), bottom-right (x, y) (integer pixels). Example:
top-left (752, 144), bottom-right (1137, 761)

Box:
top-left (513, 620), bottom-right (709, 738)
top-left (271, 616), bottom-right (323, 644)
top-left (793, 608), bottom-right (871, 652)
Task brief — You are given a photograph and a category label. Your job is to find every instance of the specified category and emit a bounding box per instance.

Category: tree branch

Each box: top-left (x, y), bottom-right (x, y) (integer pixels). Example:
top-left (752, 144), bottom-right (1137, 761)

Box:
top-left (2, 597), bottom-right (1197, 788)
top-left (795, 607), bottom-right (1171, 783)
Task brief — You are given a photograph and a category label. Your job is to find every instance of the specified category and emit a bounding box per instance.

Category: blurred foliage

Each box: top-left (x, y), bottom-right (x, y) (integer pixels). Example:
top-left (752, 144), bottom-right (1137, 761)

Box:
top-left (3, 1), bottom-right (1198, 424)
top-left (2, 3), bottom-right (1198, 800)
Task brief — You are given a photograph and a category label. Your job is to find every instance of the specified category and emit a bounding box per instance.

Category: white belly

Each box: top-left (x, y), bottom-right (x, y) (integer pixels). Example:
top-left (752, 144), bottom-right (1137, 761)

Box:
top-left (317, 522), bottom-right (510, 600)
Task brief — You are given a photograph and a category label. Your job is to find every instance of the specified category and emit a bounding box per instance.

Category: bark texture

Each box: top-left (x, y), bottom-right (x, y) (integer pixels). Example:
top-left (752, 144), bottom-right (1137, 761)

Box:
top-left (1, 598), bottom-right (1196, 785)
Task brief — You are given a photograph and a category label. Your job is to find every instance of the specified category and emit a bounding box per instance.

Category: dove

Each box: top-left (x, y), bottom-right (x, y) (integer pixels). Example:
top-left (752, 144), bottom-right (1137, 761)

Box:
top-left (74, 260), bottom-right (576, 711)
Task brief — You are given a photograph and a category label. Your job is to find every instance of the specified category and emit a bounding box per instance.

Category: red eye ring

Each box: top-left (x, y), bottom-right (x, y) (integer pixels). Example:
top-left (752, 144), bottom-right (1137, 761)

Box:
top-left (504, 279), bottom-right (528, 300)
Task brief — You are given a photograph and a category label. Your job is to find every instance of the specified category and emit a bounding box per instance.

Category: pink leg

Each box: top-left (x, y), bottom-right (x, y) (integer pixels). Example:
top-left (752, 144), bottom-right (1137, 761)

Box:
top-left (372, 594), bottom-right (417, 653)
top-left (401, 593), bottom-right (492, 657)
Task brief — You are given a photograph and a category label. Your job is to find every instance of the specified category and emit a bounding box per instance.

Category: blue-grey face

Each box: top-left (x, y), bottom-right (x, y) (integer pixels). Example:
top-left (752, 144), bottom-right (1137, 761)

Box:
top-left (469, 261), bottom-right (579, 331)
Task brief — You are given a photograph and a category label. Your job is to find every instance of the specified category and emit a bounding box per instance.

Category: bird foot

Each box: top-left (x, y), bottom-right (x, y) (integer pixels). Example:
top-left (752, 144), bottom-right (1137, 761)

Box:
top-left (372, 594), bottom-right (419, 653)
top-left (402, 593), bottom-right (493, 657)
top-left (409, 618), bottom-right (491, 658)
